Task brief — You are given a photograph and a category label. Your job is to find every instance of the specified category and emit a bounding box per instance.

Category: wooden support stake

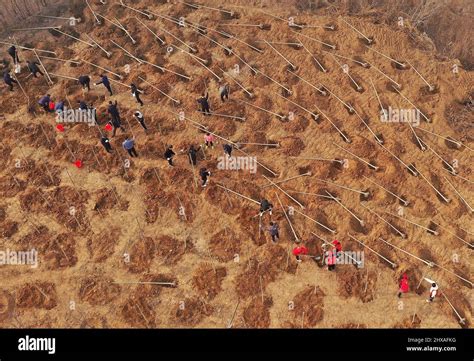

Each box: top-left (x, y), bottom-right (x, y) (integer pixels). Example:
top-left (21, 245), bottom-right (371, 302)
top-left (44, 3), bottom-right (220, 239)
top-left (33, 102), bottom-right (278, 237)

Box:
top-left (362, 176), bottom-right (409, 206)
top-left (120, 0), bottom-right (153, 19)
top-left (33, 49), bottom-right (53, 85)
top-left (360, 204), bottom-right (406, 238)
top-left (291, 156), bottom-right (343, 164)
top-left (263, 40), bottom-right (297, 70)
top-left (443, 177), bottom-right (473, 212)
top-left (326, 192), bottom-right (364, 226)
top-left (340, 17), bottom-right (373, 44)
top-left (84, 34), bottom-right (111, 57)
top-left (288, 70), bottom-right (327, 95)
top-left (134, 17), bottom-right (165, 45)
top-left (365, 45), bottom-right (406, 67)
top-left (235, 99), bottom-right (283, 119)
top-left (348, 234), bottom-right (397, 268)
top-left (298, 38), bottom-right (327, 72)
top-left (81, 59), bottom-right (123, 79)
top-left (85, 0), bottom-right (101, 25)
top-left (405, 59), bottom-right (435, 91)
top-left (368, 62), bottom-right (402, 88)
top-left (275, 192), bottom-right (300, 242)
top-left (263, 175), bottom-right (304, 209)
top-left (384, 211), bottom-right (438, 235)
top-left (261, 172), bottom-right (311, 188)
top-left (294, 209), bottom-right (336, 234)
top-left (392, 86), bottom-right (430, 123)
top-left (276, 92), bottom-right (319, 120)
top-left (289, 191), bottom-right (340, 201)
top-left (138, 76), bottom-right (180, 104)
top-left (441, 293), bottom-right (466, 325)
top-left (333, 142), bottom-right (378, 170)
top-left (53, 28), bottom-right (95, 47)
top-left (316, 178), bottom-right (369, 197)
top-left (215, 184), bottom-right (260, 205)
top-left (292, 30), bottom-right (336, 49)
top-left (314, 106), bottom-right (350, 143)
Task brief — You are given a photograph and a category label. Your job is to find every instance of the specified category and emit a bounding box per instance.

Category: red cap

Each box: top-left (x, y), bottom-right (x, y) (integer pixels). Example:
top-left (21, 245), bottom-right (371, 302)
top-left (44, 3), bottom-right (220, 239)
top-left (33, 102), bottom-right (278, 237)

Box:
top-left (56, 124), bottom-right (65, 132)
top-left (105, 123), bottom-right (113, 131)
top-left (74, 160), bottom-right (83, 168)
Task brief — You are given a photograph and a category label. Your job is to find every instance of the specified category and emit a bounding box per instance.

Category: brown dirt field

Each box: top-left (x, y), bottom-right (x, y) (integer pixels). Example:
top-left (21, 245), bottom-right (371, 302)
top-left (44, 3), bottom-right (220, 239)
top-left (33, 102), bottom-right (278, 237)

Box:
top-left (0, 0), bottom-right (472, 329)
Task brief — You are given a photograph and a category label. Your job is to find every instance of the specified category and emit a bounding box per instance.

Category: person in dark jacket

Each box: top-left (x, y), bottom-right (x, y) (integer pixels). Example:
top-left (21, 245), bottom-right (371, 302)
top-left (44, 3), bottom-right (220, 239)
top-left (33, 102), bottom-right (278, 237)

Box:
top-left (27, 60), bottom-right (44, 77)
top-left (54, 100), bottom-right (64, 112)
top-left (78, 100), bottom-right (88, 111)
top-left (133, 111), bottom-right (147, 131)
top-left (259, 199), bottom-right (273, 217)
top-left (7, 46), bottom-right (20, 64)
top-left (123, 138), bottom-right (138, 157)
top-left (219, 83), bottom-right (230, 102)
top-left (223, 143), bottom-right (233, 157)
top-left (78, 75), bottom-right (91, 91)
top-left (107, 100), bottom-right (121, 122)
top-left (267, 222), bottom-right (279, 243)
top-left (95, 74), bottom-right (112, 95)
top-left (188, 145), bottom-right (200, 166)
top-left (3, 71), bottom-right (17, 91)
top-left (164, 145), bottom-right (175, 166)
top-left (100, 136), bottom-right (113, 153)
top-left (197, 92), bottom-right (211, 115)
top-left (130, 83), bottom-right (143, 106)
top-left (38, 94), bottom-right (51, 112)
top-left (200, 167), bottom-right (211, 187)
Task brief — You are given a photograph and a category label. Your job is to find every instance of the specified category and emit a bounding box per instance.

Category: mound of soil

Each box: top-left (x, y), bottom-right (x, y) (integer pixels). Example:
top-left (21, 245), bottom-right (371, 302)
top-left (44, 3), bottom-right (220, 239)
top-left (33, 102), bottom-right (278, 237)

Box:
top-left (192, 263), bottom-right (227, 300)
top-left (16, 282), bottom-right (57, 310)
top-left (78, 277), bottom-right (121, 306)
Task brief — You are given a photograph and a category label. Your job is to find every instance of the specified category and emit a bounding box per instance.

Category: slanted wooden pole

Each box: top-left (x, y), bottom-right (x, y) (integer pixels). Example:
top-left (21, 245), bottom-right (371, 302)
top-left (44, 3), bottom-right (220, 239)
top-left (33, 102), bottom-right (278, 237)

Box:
top-left (84, 34), bottom-right (111, 57)
top-left (215, 184), bottom-right (260, 205)
top-left (292, 30), bottom-right (336, 49)
top-left (297, 38), bottom-right (327, 72)
top-left (365, 45), bottom-right (406, 67)
top-left (276, 92), bottom-right (319, 121)
top-left (263, 175), bottom-right (304, 209)
top-left (81, 59), bottom-right (123, 79)
top-left (138, 76), bottom-right (180, 104)
top-left (263, 40), bottom-right (297, 70)
top-left (261, 172), bottom-right (311, 188)
top-left (33, 49), bottom-right (53, 85)
top-left (316, 178), bottom-right (369, 197)
top-left (340, 17), bottom-right (373, 44)
top-left (288, 70), bottom-right (327, 95)
top-left (53, 28), bottom-right (95, 47)
top-left (333, 142), bottom-right (378, 170)
top-left (384, 211), bottom-right (438, 235)
top-left (120, 0), bottom-right (153, 19)
top-left (134, 16), bottom-right (165, 45)
top-left (348, 234), bottom-right (397, 268)
top-left (294, 209), bottom-right (336, 234)
top-left (275, 192), bottom-right (300, 242)
top-left (441, 293), bottom-right (466, 325)
top-left (314, 106), bottom-right (350, 143)
top-left (235, 99), bottom-right (284, 119)
top-left (362, 176), bottom-right (409, 206)
top-left (378, 238), bottom-right (433, 267)
top-left (392, 86), bottom-right (430, 122)
top-left (361, 204), bottom-right (406, 238)
top-left (443, 177), bottom-right (473, 212)
top-left (326, 191), bottom-right (364, 226)
top-left (291, 156), bottom-right (343, 164)
top-left (85, 0), bottom-right (101, 24)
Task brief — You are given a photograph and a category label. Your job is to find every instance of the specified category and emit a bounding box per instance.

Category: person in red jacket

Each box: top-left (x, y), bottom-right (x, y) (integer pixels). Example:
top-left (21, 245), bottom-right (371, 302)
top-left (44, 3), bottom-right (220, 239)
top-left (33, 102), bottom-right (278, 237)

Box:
top-left (332, 239), bottom-right (342, 259)
top-left (292, 245), bottom-right (308, 263)
top-left (324, 246), bottom-right (336, 271)
top-left (398, 273), bottom-right (409, 298)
